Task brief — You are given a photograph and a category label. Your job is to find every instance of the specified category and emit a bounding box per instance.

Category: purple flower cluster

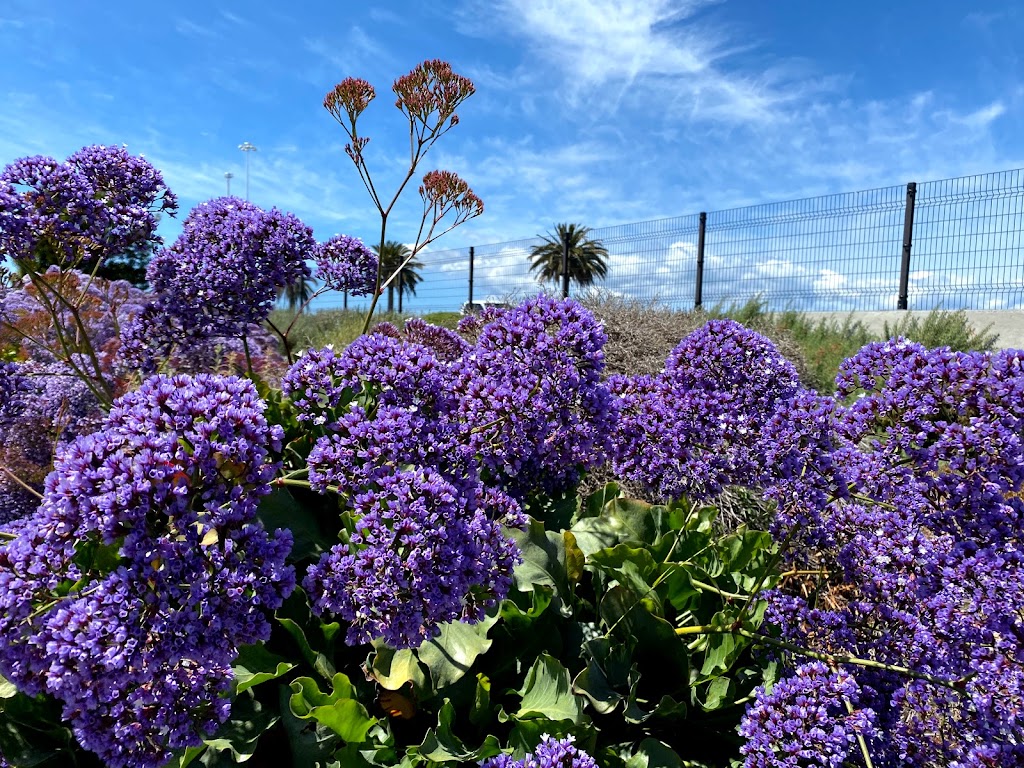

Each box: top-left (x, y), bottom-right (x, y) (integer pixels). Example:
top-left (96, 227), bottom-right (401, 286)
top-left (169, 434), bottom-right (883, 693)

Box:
top-left (0, 374), bottom-right (294, 768)
top-left (284, 297), bottom-right (615, 647)
top-left (120, 197), bottom-right (312, 370)
top-left (449, 295), bottom-right (616, 496)
top-left (0, 145), bottom-right (176, 266)
top-left (611, 319), bottom-right (801, 501)
top-left (313, 234), bottom-right (378, 295)
top-left (480, 734), bottom-right (598, 768)
top-left (1, 267), bottom-right (148, 375)
top-left (759, 341), bottom-right (1024, 765)
top-left (0, 361), bottom-right (104, 524)
top-left (304, 467), bottom-right (516, 648)
top-left (739, 662), bottom-right (875, 768)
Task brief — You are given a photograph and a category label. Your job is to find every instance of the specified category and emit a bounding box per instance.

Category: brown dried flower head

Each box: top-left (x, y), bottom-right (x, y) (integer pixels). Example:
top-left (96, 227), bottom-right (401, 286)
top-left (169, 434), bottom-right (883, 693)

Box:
top-left (419, 170), bottom-right (484, 220)
top-left (324, 77), bottom-right (376, 126)
top-left (393, 60), bottom-right (475, 125)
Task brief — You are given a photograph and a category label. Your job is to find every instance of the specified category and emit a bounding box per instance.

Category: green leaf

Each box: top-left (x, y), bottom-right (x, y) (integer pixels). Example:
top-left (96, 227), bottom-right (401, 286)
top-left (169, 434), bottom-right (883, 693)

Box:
top-left (507, 518), bottom-right (570, 611)
top-left (200, 691), bottom-right (280, 762)
top-left (413, 700), bottom-right (501, 763)
top-left (289, 674), bottom-right (377, 744)
top-left (624, 738), bottom-right (686, 768)
top-left (514, 653), bottom-right (584, 724)
top-left (0, 692), bottom-right (76, 768)
top-left (470, 674), bottom-right (493, 728)
top-left (701, 676), bottom-right (735, 711)
top-left (663, 566), bottom-right (701, 612)
top-left (599, 586), bottom-right (689, 692)
top-left (0, 674), bottom-right (16, 699)
top-left (697, 612), bottom-right (749, 679)
top-left (416, 613), bottom-right (497, 690)
top-left (578, 482), bottom-right (622, 522)
top-left (572, 662), bottom-right (622, 715)
top-left (233, 643), bottom-right (296, 695)
top-left (257, 488), bottom-right (332, 562)
top-left (570, 497), bottom-right (671, 556)
top-left (369, 645), bottom-right (428, 692)
top-left (277, 685), bottom-right (341, 768)
top-left (563, 531), bottom-right (585, 586)
top-left (718, 530), bottom-right (775, 574)
top-left (276, 593), bottom-right (338, 683)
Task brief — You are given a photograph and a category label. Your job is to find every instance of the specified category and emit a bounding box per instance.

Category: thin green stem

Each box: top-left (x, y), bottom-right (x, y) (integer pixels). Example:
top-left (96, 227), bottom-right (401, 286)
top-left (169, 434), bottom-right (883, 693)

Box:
top-left (0, 464), bottom-right (43, 499)
top-left (674, 624), bottom-right (966, 692)
top-left (241, 336), bottom-right (255, 379)
top-left (689, 578), bottom-right (751, 601)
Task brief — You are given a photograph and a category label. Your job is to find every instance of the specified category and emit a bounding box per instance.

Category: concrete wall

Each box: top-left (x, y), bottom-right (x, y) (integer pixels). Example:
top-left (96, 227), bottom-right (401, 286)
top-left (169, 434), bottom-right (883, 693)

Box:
top-left (803, 311), bottom-right (1024, 350)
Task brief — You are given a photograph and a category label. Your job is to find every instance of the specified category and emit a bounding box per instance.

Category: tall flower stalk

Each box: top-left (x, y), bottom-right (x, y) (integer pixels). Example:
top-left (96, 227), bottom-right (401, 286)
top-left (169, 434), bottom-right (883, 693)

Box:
top-left (323, 60), bottom-right (484, 332)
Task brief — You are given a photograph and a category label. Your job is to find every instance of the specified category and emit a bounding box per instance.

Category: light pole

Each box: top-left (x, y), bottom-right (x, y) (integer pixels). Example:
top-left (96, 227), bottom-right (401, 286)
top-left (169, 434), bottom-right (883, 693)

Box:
top-left (224, 172), bottom-right (233, 196)
top-left (238, 142), bottom-right (257, 201)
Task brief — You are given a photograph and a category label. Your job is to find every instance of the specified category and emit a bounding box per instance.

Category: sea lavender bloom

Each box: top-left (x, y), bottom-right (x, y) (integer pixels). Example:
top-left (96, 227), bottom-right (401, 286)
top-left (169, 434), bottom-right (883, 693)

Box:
top-left (480, 734), bottom-right (598, 768)
top-left (0, 374), bottom-right (294, 768)
top-left (303, 466), bottom-right (517, 648)
top-left (121, 197), bottom-right (312, 369)
top-left (1, 268), bottom-right (148, 375)
top-left (0, 145), bottom-right (175, 266)
top-left (281, 333), bottom-right (448, 430)
top-left (449, 295), bottom-right (616, 497)
top-left (612, 319), bottom-right (801, 501)
top-left (313, 234), bottom-right (378, 295)
top-left (756, 342), bottom-right (1024, 764)
top-left (739, 662), bottom-right (876, 768)
top-left (147, 196), bottom-right (313, 332)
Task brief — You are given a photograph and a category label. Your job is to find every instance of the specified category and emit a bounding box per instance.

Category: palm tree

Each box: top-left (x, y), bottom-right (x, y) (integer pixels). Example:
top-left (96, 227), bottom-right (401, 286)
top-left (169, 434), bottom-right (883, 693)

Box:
top-left (529, 223), bottom-right (609, 288)
top-left (283, 274), bottom-right (317, 311)
top-left (373, 241), bottom-right (424, 312)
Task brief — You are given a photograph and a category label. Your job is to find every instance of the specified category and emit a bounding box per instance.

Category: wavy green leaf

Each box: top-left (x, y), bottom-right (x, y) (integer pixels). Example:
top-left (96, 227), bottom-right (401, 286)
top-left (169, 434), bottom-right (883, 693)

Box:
top-left (514, 653), bottom-right (585, 724)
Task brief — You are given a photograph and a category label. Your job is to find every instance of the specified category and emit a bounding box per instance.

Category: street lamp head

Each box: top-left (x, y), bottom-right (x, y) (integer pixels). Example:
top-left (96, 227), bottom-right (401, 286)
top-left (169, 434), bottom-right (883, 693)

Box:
top-left (238, 142), bottom-right (258, 153)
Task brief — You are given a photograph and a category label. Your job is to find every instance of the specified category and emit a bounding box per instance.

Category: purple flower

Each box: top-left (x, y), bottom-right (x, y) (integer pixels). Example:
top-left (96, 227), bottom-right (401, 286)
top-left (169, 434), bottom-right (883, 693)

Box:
top-left (739, 662), bottom-right (875, 768)
top-left (121, 197), bottom-right (312, 370)
top-left (612, 319), bottom-right (801, 501)
top-left (0, 146), bottom-right (175, 266)
top-left (303, 466), bottom-right (517, 648)
top-left (758, 342), bottom-right (1024, 764)
top-left (480, 734), bottom-right (598, 768)
top-left (314, 234), bottom-right (378, 295)
top-left (0, 374), bottom-right (293, 768)
top-left (449, 295), bottom-right (616, 497)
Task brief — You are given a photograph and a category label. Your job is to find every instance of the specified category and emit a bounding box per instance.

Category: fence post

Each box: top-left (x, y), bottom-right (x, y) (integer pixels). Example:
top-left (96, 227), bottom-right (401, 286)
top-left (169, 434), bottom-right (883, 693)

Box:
top-left (561, 229), bottom-right (571, 299)
top-left (695, 212), bottom-right (707, 309)
top-left (467, 246), bottom-right (475, 309)
top-left (898, 182), bottom-right (917, 310)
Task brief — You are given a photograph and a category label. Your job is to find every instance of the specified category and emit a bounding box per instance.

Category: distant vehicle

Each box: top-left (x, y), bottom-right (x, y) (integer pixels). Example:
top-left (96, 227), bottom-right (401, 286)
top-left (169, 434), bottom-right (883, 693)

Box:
top-left (460, 300), bottom-right (514, 315)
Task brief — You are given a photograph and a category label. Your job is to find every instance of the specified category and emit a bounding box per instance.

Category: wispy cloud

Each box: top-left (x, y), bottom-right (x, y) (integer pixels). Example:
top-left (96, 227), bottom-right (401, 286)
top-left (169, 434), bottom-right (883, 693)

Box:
top-left (174, 18), bottom-right (218, 40)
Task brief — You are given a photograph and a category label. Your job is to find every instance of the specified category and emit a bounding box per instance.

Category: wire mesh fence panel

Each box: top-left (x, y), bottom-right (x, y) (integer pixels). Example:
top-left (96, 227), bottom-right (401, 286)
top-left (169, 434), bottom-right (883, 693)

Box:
top-left (306, 168), bottom-right (1024, 316)
top-left (912, 170), bottom-right (1024, 310)
top-left (400, 247), bottom-right (473, 314)
top-left (469, 236), bottom-right (549, 304)
top-left (700, 185), bottom-right (908, 312)
top-left (585, 215), bottom-right (702, 308)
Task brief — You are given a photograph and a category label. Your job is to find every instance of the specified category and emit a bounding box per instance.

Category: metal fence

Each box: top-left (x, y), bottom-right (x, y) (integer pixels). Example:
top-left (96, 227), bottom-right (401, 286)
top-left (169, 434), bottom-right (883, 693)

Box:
top-left (321, 168), bottom-right (1024, 314)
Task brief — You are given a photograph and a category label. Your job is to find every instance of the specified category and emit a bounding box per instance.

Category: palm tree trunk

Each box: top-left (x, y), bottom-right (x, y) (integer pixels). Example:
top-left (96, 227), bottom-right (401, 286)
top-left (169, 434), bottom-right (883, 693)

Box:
top-left (387, 285), bottom-right (394, 313)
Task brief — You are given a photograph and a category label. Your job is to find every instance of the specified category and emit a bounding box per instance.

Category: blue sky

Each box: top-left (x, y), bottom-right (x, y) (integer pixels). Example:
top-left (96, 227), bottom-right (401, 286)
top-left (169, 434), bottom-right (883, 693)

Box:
top-left (1, 1), bottom-right (1022, 311)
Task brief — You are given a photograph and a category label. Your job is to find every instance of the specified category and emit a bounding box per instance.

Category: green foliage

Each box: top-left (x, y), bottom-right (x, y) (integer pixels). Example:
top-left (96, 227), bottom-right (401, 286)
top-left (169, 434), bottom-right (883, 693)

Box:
top-left (159, 484), bottom-right (780, 767)
top-left (882, 307), bottom-right (999, 351)
top-left (267, 308), bottom-right (410, 351)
